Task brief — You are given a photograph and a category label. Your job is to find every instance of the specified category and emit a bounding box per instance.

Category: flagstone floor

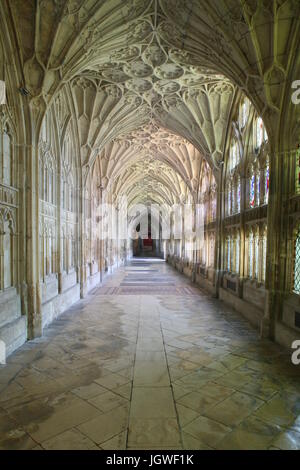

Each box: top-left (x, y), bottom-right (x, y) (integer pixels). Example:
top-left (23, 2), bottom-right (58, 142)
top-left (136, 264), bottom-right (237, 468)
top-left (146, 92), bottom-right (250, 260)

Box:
top-left (0, 258), bottom-right (299, 450)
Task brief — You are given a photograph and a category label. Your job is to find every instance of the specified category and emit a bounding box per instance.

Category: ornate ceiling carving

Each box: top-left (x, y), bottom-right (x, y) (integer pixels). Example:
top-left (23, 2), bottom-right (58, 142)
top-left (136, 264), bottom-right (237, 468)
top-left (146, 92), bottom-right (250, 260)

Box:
top-left (1, 0), bottom-right (299, 208)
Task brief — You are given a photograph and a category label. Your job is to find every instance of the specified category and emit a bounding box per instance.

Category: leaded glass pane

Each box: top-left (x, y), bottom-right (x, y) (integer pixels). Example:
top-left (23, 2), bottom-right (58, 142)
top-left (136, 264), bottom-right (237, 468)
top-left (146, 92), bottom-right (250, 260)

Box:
top-left (237, 180), bottom-right (241, 213)
top-left (264, 166), bottom-right (269, 204)
top-left (250, 175), bottom-right (255, 208)
top-left (256, 172), bottom-right (260, 206)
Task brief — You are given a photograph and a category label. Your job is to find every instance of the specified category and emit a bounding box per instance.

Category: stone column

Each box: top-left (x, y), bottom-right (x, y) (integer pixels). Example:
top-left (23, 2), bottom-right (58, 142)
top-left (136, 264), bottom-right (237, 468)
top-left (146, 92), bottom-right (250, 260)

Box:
top-left (79, 185), bottom-right (87, 298)
top-left (264, 145), bottom-right (292, 340)
top-left (57, 155), bottom-right (62, 294)
top-left (25, 138), bottom-right (42, 339)
top-left (214, 170), bottom-right (223, 298)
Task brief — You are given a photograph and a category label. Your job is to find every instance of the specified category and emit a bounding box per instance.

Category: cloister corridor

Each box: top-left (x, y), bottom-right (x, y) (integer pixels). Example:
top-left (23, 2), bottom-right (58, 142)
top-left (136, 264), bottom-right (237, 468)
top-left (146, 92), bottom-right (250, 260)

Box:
top-left (0, 259), bottom-right (299, 451)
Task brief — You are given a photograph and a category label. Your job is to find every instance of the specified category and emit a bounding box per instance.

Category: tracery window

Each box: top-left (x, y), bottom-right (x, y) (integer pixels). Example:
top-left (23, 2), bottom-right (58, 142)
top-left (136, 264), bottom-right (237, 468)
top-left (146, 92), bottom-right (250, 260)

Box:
top-left (0, 123), bottom-right (18, 290)
top-left (246, 224), bottom-right (267, 283)
top-left (256, 171), bottom-right (260, 206)
top-left (226, 138), bottom-right (241, 216)
top-left (223, 97), bottom-right (269, 286)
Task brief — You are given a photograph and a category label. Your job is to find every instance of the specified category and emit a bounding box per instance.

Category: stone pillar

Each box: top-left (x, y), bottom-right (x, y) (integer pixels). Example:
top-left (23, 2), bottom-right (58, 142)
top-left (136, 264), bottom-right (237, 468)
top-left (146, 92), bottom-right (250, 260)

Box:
top-left (79, 186), bottom-right (87, 298)
top-left (57, 149), bottom-right (62, 294)
top-left (214, 170), bottom-right (223, 298)
top-left (25, 138), bottom-right (42, 339)
top-left (264, 146), bottom-right (291, 340)
top-left (98, 186), bottom-right (104, 283)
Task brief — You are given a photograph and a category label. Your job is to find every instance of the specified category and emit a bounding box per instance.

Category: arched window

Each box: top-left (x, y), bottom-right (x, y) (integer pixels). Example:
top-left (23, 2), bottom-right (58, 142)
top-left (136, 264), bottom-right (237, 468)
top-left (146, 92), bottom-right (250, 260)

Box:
top-left (293, 227), bottom-right (300, 294)
top-left (256, 170), bottom-right (260, 206)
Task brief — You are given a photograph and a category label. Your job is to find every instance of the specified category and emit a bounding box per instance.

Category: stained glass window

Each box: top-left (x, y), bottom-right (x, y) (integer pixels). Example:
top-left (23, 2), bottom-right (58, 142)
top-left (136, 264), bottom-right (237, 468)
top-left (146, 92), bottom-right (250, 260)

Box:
top-left (249, 232), bottom-right (253, 278)
top-left (294, 228), bottom-right (300, 294)
top-left (237, 178), bottom-right (241, 213)
top-left (250, 174), bottom-right (255, 208)
top-left (256, 171), bottom-right (260, 206)
top-left (264, 163), bottom-right (269, 204)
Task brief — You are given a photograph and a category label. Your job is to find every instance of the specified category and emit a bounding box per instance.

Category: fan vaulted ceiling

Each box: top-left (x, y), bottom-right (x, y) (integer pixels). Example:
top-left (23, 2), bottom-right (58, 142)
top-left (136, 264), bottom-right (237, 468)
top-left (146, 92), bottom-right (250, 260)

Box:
top-left (4, 0), bottom-right (299, 206)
